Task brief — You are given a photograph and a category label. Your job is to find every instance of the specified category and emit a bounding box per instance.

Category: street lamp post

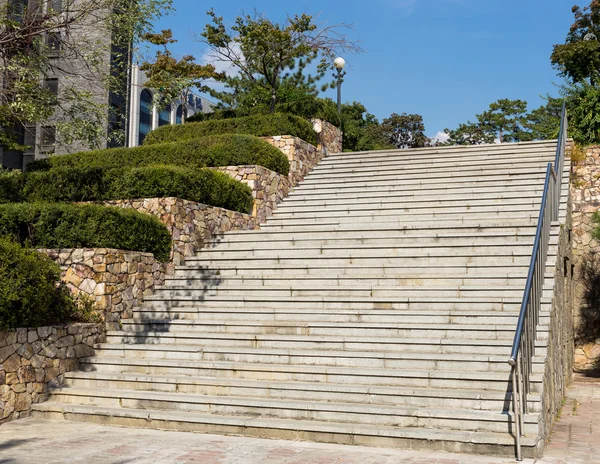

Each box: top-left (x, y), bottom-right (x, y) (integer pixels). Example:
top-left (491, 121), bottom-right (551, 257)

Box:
top-left (333, 57), bottom-right (346, 116)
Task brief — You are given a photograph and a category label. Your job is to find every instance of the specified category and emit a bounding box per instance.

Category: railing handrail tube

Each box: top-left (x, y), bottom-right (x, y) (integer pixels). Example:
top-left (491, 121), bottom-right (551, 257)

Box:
top-left (508, 100), bottom-right (567, 461)
top-left (508, 163), bottom-right (553, 366)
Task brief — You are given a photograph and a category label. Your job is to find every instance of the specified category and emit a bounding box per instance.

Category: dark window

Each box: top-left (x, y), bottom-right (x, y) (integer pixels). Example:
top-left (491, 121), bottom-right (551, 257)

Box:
top-left (138, 89), bottom-right (153, 145)
top-left (8, 0), bottom-right (27, 21)
top-left (23, 126), bottom-right (36, 155)
top-left (158, 104), bottom-right (171, 127)
top-left (46, 33), bottom-right (61, 57)
top-left (40, 126), bottom-right (55, 154)
top-left (176, 105), bottom-right (185, 125)
top-left (43, 78), bottom-right (58, 96)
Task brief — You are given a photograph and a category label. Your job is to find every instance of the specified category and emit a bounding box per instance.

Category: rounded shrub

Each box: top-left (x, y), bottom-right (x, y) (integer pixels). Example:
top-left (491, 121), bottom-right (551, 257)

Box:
top-left (27, 134), bottom-right (290, 176)
top-left (0, 238), bottom-right (78, 330)
top-left (0, 169), bottom-right (24, 203)
top-left (0, 203), bottom-right (172, 262)
top-left (21, 166), bottom-right (254, 214)
top-left (143, 112), bottom-right (317, 146)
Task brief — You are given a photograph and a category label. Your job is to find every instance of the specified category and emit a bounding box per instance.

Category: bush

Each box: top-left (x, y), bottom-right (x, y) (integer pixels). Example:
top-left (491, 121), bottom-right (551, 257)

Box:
top-left (0, 203), bottom-right (172, 261)
top-left (0, 169), bottom-right (24, 203)
top-left (146, 112), bottom-right (317, 146)
top-left (27, 134), bottom-right (290, 176)
top-left (21, 166), bottom-right (254, 214)
top-left (564, 82), bottom-right (600, 145)
top-left (0, 238), bottom-right (78, 330)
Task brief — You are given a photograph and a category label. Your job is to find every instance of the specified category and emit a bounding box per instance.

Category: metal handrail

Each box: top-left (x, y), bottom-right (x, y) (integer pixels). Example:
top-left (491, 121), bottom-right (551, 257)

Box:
top-left (508, 102), bottom-right (567, 461)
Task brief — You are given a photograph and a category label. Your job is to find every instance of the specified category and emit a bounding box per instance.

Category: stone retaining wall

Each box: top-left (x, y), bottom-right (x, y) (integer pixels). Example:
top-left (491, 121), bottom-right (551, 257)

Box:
top-left (262, 136), bottom-right (326, 187)
top-left (570, 145), bottom-right (600, 370)
top-left (0, 323), bottom-right (105, 424)
top-left (217, 166), bottom-right (291, 224)
top-left (42, 248), bottom-right (168, 330)
top-left (103, 198), bottom-right (258, 265)
top-left (539, 199), bottom-right (574, 446)
top-left (312, 118), bottom-right (343, 154)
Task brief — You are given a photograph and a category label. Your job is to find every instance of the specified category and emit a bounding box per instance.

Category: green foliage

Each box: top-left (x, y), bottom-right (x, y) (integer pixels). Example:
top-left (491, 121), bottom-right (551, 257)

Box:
top-left (477, 98), bottom-right (529, 143)
top-left (0, 238), bottom-right (78, 330)
top-left (443, 97), bottom-right (562, 146)
top-left (551, 2), bottom-right (600, 84)
top-left (443, 122), bottom-right (496, 146)
top-left (0, 0), bottom-right (173, 151)
top-left (0, 203), bottom-right (172, 261)
top-left (28, 134), bottom-right (290, 176)
top-left (563, 82), bottom-right (600, 144)
top-left (150, 112), bottom-right (316, 146)
top-left (20, 166), bottom-right (253, 214)
top-left (380, 113), bottom-right (430, 149)
top-left (524, 96), bottom-right (563, 141)
top-left (0, 169), bottom-right (24, 203)
top-left (200, 9), bottom-right (359, 113)
top-left (140, 29), bottom-right (218, 124)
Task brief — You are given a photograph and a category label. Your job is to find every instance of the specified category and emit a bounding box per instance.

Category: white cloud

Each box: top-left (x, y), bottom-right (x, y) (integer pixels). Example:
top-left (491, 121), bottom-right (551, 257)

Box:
top-left (200, 43), bottom-right (244, 78)
top-left (433, 131), bottom-right (449, 143)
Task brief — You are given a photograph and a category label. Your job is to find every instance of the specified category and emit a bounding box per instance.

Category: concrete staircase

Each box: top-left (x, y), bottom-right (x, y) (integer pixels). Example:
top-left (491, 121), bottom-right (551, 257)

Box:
top-left (32, 141), bottom-right (570, 458)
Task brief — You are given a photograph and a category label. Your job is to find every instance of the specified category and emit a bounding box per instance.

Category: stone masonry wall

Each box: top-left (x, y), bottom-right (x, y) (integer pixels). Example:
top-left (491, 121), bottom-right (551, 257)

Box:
top-left (0, 323), bottom-right (105, 424)
top-left (217, 166), bottom-right (291, 224)
top-left (539, 199), bottom-right (574, 447)
top-left (570, 145), bottom-right (600, 370)
top-left (103, 198), bottom-right (258, 265)
top-left (41, 248), bottom-right (168, 331)
top-left (262, 136), bottom-right (326, 187)
top-left (312, 118), bottom-right (343, 154)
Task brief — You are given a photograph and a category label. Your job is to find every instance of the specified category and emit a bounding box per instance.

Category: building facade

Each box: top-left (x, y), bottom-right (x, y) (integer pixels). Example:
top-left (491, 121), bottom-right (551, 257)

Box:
top-left (1, 0), bottom-right (128, 170)
top-left (128, 65), bottom-right (215, 147)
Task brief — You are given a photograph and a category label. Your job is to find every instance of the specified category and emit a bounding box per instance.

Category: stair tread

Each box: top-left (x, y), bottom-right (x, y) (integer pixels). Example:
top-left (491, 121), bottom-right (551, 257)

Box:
top-left (31, 402), bottom-right (538, 447)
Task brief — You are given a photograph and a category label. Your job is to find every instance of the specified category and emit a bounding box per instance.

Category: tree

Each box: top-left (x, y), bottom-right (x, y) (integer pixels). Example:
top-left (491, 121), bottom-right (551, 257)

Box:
top-left (140, 29), bottom-right (218, 124)
top-left (442, 122), bottom-right (496, 146)
top-left (562, 82), bottom-right (600, 144)
top-left (551, 2), bottom-right (600, 84)
top-left (199, 9), bottom-right (361, 113)
top-left (380, 113), bottom-right (430, 149)
top-left (524, 96), bottom-right (563, 141)
top-left (0, 0), bottom-right (172, 152)
top-left (477, 98), bottom-right (528, 143)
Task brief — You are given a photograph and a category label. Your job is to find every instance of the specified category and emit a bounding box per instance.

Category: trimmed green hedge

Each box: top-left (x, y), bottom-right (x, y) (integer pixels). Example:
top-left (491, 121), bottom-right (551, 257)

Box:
top-left (0, 203), bottom-right (172, 261)
top-left (144, 113), bottom-right (317, 146)
top-left (21, 166), bottom-right (254, 214)
top-left (0, 238), bottom-right (78, 330)
top-left (27, 134), bottom-right (290, 176)
top-left (0, 169), bottom-right (24, 203)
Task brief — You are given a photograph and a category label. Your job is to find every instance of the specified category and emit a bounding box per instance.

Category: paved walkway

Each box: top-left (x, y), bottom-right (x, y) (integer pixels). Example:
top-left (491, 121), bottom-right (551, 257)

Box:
top-left (0, 375), bottom-right (598, 464)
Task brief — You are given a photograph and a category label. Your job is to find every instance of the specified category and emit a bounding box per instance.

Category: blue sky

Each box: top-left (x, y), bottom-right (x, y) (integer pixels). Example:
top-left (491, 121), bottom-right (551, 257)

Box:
top-left (152, 0), bottom-right (575, 139)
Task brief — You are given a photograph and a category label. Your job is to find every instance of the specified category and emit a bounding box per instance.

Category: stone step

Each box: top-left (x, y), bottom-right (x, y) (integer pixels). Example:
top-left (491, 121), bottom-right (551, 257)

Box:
top-left (131, 307), bottom-right (552, 326)
top-left (312, 152), bottom-right (557, 172)
top-left (61, 371), bottom-right (542, 411)
top-left (286, 176), bottom-right (562, 197)
top-left (305, 161), bottom-right (556, 182)
top-left (30, 403), bottom-right (539, 457)
top-left (105, 331), bottom-right (548, 355)
top-left (90, 344), bottom-right (547, 374)
top-left (320, 141), bottom-right (556, 162)
top-left (76, 356), bottom-right (545, 392)
top-left (117, 319), bottom-right (546, 340)
top-left (140, 295), bottom-right (553, 312)
top-left (163, 274), bottom-right (542, 287)
top-left (43, 387), bottom-right (540, 434)
top-left (150, 285), bottom-right (545, 300)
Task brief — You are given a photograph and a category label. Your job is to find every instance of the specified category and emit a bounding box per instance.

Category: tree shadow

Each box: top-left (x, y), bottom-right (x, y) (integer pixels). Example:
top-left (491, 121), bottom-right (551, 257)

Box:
top-left (576, 252), bottom-right (600, 344)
